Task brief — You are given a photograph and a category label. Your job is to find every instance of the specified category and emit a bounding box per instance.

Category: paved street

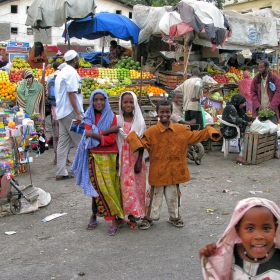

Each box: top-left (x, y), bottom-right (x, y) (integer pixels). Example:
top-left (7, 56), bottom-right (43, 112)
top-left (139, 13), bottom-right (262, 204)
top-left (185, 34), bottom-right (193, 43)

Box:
top-left (1, 146), bottom-right (280, 280)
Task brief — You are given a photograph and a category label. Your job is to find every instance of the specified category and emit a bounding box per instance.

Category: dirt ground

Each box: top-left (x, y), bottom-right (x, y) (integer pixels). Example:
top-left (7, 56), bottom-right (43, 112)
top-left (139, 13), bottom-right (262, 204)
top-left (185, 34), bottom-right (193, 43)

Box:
top-left (0, 144), bottom-right (280, 280)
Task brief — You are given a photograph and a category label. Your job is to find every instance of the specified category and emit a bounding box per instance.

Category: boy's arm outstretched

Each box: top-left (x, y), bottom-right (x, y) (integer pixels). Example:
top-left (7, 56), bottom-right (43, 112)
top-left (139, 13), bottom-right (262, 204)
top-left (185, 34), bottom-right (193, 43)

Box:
top-left (126, 131), bottom-right (150, 153)
top-left (187, 125), bottom-right (221, 145)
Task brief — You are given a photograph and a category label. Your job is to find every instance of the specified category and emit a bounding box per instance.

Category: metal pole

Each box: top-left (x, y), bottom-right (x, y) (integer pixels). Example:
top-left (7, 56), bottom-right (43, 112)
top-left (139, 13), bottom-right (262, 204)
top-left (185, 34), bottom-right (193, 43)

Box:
top-left (64, 3), bottom-right (70, 50)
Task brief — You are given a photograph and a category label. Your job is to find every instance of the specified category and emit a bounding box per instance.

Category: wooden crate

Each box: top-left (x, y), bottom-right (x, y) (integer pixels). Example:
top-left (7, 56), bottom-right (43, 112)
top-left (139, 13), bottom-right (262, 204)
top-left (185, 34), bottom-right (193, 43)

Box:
top-left (144, 117), bottom-right (158, 128)
top-left (202, 138), bottom-right (223, 152)
top-left (158, 72), bottom-right (184, 87)
top-left (244, 132), bottom-right (276, 164)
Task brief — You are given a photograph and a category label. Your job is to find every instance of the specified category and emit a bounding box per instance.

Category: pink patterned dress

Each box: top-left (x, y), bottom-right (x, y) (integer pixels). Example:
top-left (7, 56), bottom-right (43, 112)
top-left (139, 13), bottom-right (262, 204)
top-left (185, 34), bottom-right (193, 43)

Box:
top-left (120, 122), bottom-right (146, 218)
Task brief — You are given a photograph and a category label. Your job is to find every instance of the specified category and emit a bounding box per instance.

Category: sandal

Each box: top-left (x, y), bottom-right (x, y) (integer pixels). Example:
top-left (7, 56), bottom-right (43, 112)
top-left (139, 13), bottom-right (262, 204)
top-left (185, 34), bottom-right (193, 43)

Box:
top-left (86, 221), bottom-right (99, 230)
top-left (127, 220), bottom-right (138, 230)
top-left (66, 159), bottom-right (72, 166)
top-left (139, 219), bottom-right (153, 230)
top-left (107, 226), bottom-right (119, 236)
top-left (167, 217), bottom-right (184, 228)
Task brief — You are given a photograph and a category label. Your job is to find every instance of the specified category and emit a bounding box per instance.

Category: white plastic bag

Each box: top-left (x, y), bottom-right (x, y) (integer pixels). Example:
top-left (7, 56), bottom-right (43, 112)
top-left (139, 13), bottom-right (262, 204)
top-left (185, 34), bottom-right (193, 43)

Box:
top-left (261, 120), bottom-right (278, 134)
top-left (205, 111), bottom-right (214, 124)
top-left (250, 118), bottom-right (270, 134)
top-left (222, 137), bottom-right (240, 153)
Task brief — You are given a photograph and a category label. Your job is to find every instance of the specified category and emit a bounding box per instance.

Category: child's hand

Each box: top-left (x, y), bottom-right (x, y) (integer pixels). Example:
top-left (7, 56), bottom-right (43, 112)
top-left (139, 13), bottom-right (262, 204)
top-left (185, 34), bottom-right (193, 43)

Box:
top-left (199, 243), bottom-right (217, 258)
top-left (134, 159), bottom-right (142, 174)
top-left (85, 129), bottom-right (92, 137)
top-left (103, 125), bottom-right (120, 135)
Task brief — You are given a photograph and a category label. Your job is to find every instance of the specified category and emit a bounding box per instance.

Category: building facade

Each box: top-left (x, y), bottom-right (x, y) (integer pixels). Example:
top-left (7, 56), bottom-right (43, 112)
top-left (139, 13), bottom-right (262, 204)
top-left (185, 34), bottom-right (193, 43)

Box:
top-left (224, 0), bottom-right (280, 12)
top-left (0, 0), bottom-right (132, 50)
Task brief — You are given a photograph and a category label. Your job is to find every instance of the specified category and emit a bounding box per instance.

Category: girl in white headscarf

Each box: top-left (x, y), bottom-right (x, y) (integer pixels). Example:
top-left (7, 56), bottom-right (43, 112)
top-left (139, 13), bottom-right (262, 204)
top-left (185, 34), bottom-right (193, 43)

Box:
top-left (116, 91), bottom-right (147, 230)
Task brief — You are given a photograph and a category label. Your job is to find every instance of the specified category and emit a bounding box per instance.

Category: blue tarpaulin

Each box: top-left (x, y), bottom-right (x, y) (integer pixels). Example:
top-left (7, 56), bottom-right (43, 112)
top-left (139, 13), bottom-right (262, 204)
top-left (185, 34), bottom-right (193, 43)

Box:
top-left (78, 51), bottom-right (109, 64)
top-left (63, 12), bottom-right (140, 44)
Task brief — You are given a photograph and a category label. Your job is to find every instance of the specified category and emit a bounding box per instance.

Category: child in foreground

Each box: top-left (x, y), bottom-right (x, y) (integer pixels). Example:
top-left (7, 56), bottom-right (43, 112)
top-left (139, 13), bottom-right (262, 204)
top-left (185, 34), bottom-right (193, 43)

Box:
top-left (115, 91), bottom-right (147, 229)
top-left (126, 99), bottom-right (221, 230)
top-left (200, 197), bottom-right (280, 279)
top-left (72, 89), bottom-right (124, 236)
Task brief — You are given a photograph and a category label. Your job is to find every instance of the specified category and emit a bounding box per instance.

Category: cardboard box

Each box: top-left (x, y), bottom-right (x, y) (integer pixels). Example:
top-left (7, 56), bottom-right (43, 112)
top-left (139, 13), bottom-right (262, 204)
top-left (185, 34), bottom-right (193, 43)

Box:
top-left (158, 71), bottom-right (185, 87)
top-left (244, 132), bottom-right (276, 164)
top-left (201, 47), bottom-right (219, 58)
top-left (172, 64), bottom-right (184, 72)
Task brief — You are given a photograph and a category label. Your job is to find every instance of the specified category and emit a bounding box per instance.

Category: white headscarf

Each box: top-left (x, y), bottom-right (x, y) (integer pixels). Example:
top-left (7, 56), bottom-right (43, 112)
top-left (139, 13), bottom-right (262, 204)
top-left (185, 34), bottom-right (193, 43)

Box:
top-left (116, 91), bottom-right (146, 174)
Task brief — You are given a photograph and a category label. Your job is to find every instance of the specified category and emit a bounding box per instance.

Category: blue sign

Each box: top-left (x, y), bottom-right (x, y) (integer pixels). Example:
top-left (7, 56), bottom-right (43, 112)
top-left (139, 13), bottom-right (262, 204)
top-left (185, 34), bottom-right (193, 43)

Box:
top-left (8, 41), bottom-right (30, 48)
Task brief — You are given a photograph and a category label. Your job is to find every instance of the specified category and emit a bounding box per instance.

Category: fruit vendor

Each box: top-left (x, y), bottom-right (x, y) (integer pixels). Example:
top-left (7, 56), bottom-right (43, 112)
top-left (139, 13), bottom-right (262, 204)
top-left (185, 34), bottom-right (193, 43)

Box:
top-left (26, 41), bottom-right (48, 69)
top-left (107, 40), bottom-right (118, 61)
top-left (16, 69), bottom-right (45, 120)
top-left (173, 68), bottom-right (204, 129)
top-left (251, 60), bottom-right (280, 159)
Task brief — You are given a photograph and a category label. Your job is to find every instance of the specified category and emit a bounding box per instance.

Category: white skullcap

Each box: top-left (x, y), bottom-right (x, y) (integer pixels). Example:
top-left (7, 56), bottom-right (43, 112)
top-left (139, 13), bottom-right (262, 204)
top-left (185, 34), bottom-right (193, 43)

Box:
top-left (64, 50), bottom-right (78, 62)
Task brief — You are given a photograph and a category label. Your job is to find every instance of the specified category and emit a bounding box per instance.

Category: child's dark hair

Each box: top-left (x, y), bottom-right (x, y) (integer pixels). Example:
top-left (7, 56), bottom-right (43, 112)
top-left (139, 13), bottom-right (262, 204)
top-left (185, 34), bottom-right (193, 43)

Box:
top-left (121, 91), bottom-right (133, 101)
top-left (156, 99), bottom-right (173, 113)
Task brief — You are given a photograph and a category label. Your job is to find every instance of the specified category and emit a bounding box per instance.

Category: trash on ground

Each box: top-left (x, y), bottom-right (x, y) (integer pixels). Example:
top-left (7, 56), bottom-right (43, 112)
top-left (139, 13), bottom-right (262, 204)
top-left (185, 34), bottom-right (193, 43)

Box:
top-left (5, 231), bottom-right (16, 235)
top-left (249, 190), bottom-right (263, 195)
top-left (221, 212), bottom-right (230, 215)
top-left (222, 189), bottom-right (229, 193)
top-left (206, 208), bottom-right (215, 213)
top-left (226, 180), bottom-right (232, 183)
top-left (41, 213), bottom-right (67, 222)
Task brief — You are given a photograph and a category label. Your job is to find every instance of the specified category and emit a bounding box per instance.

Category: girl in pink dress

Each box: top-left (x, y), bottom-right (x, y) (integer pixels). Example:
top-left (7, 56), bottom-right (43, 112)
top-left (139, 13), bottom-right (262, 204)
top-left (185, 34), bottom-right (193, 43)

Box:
top-left (116, 91), bottom-right (147, 229)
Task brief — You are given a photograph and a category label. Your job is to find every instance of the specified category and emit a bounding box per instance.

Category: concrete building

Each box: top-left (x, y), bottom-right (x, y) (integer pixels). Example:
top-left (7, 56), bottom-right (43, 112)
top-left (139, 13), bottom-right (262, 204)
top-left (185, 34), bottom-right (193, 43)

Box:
top-left (0, 0), bottom-right (132, 51)
top-left (224, 0), bottom-right (280, 12)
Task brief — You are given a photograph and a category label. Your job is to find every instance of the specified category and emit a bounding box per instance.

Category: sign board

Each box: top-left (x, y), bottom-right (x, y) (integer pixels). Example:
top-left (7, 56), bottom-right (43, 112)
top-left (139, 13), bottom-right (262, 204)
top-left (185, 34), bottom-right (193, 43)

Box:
top-left (6, 46), bottom-right (29, 53)
top-left (8, 53), bottom-right (28, 63)
top-left (7, 41), bottom-right (30, 48)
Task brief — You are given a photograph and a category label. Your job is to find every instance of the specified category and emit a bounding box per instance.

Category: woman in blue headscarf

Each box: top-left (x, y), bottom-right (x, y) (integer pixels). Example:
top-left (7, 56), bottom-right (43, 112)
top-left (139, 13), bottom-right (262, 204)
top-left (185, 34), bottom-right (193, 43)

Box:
top-left (72, 89), bottom-right (124, 236)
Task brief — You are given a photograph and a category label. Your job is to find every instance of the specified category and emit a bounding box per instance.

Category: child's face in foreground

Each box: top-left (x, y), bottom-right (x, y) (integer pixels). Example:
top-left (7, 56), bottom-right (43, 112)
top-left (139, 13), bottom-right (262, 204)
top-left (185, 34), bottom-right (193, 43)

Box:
top-left (157, 105), bottom-right (172, 125)
top-left (236, 206), bottom-right (277, 259)
top-left (173, 93), bottom-right (183, 106)
top-left (93, 93), bottom-right (105, 113)
top-left (121, 93), bottom-right (134, 115)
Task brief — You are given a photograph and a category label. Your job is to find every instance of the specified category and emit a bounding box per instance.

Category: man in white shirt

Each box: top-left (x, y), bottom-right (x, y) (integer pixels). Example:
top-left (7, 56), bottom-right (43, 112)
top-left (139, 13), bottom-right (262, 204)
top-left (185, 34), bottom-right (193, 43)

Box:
top-left (55, 50), bottom-right (84, 180)
top-left (173, 68), bottom-right (203, 129)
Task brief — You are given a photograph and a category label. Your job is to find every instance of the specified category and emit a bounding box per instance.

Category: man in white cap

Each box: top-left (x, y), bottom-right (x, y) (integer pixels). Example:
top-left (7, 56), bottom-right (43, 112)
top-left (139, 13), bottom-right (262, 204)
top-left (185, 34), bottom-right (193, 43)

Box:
top-left (54, 50), bottom-right (83, 180)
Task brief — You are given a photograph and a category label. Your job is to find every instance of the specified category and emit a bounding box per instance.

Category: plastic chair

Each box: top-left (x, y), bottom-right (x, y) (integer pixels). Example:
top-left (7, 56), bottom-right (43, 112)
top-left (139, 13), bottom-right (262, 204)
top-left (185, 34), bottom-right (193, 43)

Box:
top-left (217, 115), bottom-right (241, 158)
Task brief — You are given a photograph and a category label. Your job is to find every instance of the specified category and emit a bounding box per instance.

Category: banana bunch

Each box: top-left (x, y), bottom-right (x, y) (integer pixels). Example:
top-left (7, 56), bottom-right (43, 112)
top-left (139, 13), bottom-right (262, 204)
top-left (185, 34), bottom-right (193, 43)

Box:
top-left (10, 57), bottom-right (32, 71)
top-left (79, 57), bottom-right (92, 68)
top-left (206, 64), bottom-right (224, 74)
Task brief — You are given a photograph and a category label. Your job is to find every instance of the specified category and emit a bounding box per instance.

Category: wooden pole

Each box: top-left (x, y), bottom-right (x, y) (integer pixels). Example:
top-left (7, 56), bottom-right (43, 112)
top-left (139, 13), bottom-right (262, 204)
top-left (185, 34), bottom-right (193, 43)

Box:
top-left (139, 56), bottom-right (143, 108)
top-left (277, 42), bottom-right (280, 76)
top-left (101, 35), bottom-right (105, 67)
top-left (183, 37), bottom-right (188, 79)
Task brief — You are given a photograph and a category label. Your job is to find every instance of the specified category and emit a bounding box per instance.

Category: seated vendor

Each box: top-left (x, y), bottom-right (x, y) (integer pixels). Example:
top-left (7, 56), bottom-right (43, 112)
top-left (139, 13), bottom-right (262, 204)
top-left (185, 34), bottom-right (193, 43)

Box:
top-left (107, 40), bottom-right (118, 61)
top-left (26, 41), bottom-right (48, 69)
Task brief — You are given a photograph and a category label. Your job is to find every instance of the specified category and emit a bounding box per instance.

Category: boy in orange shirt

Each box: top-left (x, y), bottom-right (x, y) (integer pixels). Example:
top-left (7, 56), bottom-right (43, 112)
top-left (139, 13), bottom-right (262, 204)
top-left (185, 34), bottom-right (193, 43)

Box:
top-left (126, 99), bottom-right (221, 229)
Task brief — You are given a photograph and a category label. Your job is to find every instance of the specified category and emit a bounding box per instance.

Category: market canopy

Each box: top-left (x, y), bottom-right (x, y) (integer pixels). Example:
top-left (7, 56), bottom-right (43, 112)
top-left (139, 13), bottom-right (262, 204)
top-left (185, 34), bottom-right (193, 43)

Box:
top-left (25, 0), bottom-right (96, 29)
top-left (133, 3), bottom-right (279, 50)
top-left (64, 12), bottom-right (140, 44)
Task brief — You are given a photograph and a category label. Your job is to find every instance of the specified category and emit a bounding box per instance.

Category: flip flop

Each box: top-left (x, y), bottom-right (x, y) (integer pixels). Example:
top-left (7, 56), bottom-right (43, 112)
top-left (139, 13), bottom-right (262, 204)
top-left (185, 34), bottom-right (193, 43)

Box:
top-left (107, 226), bottom-right (119, 236)
top-left (56, 174), bottom-right (74, 181)
top-left (86, 221), bottom-right (99, 230)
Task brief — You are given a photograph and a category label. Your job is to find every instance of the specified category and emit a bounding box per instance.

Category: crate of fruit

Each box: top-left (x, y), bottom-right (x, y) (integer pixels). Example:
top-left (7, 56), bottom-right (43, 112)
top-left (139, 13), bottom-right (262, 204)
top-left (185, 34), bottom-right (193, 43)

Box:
top-left (158, 72), bottom-right (185, 87)
top-left (244, 132), bottom-right (276, 164)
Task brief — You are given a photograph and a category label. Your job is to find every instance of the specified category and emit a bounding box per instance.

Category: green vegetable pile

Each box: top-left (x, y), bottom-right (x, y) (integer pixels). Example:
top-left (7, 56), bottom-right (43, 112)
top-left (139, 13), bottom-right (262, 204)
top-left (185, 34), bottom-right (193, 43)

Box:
top-left (258, 109), bottom-right (275, 118)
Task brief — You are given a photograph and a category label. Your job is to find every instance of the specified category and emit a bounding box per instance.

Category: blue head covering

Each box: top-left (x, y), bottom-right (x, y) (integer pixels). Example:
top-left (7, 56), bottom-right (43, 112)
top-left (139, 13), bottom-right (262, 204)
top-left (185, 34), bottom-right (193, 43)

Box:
top-left (71, 89), bottom-right (114, 197)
